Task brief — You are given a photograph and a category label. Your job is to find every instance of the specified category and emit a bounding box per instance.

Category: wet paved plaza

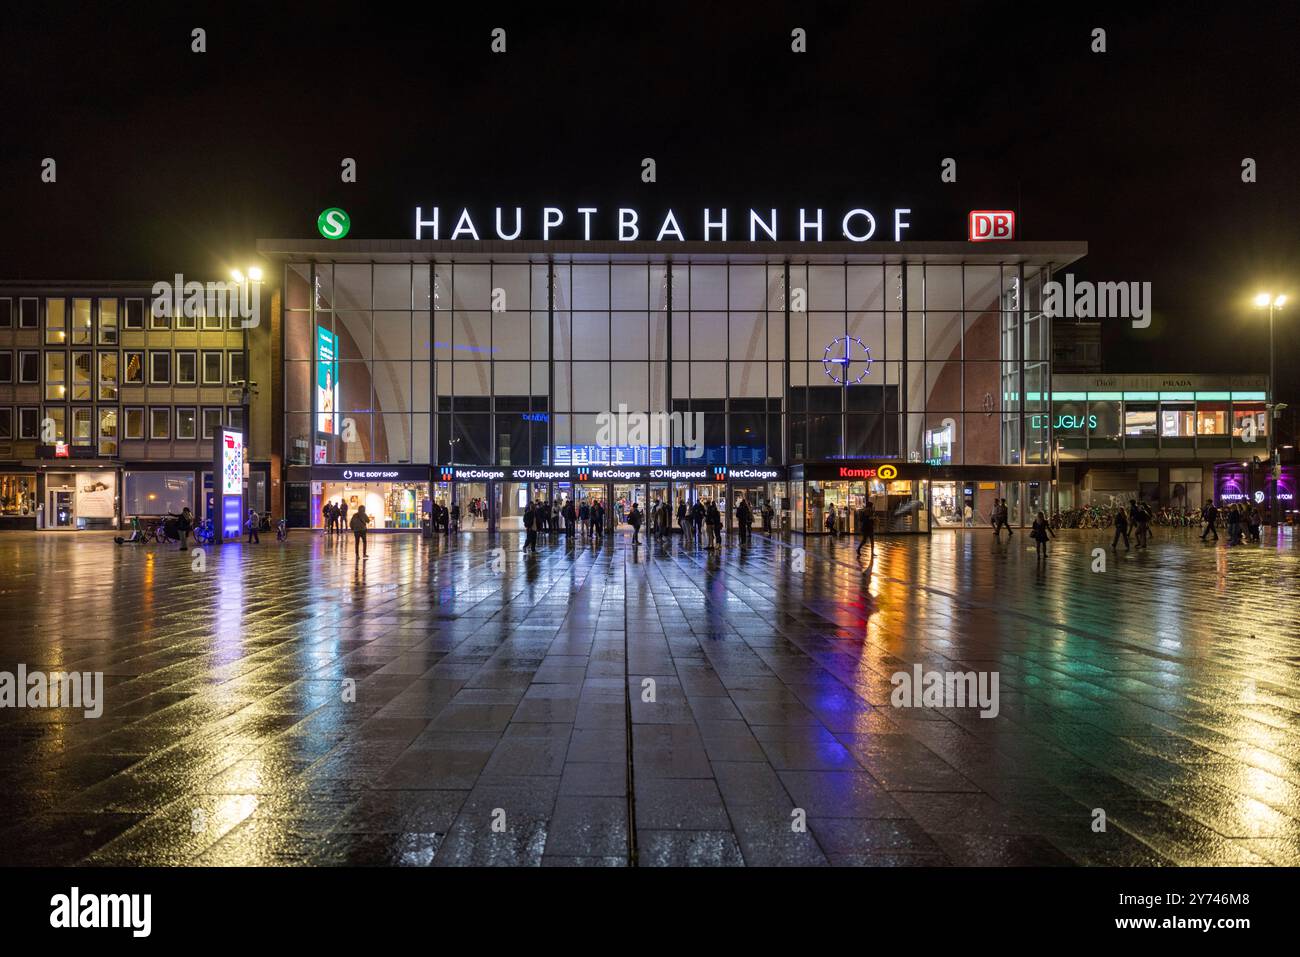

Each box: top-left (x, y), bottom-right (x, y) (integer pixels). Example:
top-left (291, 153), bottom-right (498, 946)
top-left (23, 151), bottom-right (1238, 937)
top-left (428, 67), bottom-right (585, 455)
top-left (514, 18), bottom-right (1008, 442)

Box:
top-left (0, 526), bottom-right (1297, 867)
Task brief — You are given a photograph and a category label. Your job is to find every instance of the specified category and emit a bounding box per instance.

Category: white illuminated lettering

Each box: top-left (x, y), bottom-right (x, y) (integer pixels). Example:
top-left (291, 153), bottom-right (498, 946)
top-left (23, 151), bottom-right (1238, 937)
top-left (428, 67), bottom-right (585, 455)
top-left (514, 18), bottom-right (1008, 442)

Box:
top-left (450, 208), bottom-right (480, 241)
top-left (842, 208), bottom-right (876, 241)
top-left (577, 207), bottom-right (597, 240)
top-left (495, 207), bottom-right (522, 240)
top-left (543, 207), bottom-right (564, 239)
top-left (657, 210), bottom-right (685, 242)
top-left (415, 206), bottom-right (439, 240)
top-left (749, 208), bottom-right (777, 241)
top-left (618, 208), bottom-right (639, 241)
top-left (703, 208), bottom-right (727, 241)
top-left (894, 208), bottom-right (912, 241)
top-left (799, 208), bottom-right (823, 242)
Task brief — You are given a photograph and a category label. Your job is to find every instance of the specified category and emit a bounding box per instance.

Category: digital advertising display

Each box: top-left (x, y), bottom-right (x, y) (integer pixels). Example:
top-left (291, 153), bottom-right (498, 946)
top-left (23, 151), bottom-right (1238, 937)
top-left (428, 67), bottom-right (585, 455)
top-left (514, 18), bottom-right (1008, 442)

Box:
top-left (316, 326), bottom-right (339, 435)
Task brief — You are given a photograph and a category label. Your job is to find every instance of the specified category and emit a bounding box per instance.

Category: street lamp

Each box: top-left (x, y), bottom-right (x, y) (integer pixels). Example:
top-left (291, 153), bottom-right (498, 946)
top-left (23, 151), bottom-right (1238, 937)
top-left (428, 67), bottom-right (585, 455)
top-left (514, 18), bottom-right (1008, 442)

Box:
top-left (1253, 292), bottom-right (1287, 528)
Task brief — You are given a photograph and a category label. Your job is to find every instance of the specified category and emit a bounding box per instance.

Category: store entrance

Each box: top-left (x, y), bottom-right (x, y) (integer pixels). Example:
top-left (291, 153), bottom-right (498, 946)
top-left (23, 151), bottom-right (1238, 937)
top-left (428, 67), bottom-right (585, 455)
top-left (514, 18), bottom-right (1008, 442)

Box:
top-left (48, 488), bottom-right (76, 529)
top-left (611, 483), bottom-right (646, 527)
top-left (931, 481), bottom-right (988, 527)
top-left (318, 481), bottom-right (428, 529)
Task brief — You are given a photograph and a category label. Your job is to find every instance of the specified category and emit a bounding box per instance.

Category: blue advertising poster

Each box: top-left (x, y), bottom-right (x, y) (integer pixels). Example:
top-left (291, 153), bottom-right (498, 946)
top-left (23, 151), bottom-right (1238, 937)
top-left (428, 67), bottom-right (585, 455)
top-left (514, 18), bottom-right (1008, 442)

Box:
top-left (316, 327), bottom-right (338, 434)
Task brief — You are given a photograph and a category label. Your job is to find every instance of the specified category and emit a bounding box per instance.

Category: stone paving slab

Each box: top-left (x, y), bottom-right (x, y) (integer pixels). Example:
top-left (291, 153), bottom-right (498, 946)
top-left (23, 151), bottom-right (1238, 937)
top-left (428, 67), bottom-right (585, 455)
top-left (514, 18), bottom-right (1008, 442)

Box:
top-left (0, 526), bottom-right (1296, 866)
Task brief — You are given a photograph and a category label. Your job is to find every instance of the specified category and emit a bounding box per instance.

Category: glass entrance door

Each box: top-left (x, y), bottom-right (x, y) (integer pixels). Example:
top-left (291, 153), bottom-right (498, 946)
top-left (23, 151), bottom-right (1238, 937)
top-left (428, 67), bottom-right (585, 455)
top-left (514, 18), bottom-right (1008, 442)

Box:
top-left (50, 488), bottom-right (76, 528)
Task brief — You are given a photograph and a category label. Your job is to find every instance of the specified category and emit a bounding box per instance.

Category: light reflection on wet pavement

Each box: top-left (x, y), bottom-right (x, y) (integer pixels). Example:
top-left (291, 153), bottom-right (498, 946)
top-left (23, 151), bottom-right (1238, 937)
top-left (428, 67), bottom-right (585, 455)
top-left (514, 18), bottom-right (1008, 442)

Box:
top-left (0, 526), bottom-right (1296, 866)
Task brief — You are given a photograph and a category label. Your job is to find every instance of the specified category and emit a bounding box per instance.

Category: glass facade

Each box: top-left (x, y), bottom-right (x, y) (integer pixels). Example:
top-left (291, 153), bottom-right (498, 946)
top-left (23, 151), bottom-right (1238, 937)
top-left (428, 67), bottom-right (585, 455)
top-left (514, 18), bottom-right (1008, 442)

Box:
top-left (285, 258), bottom-right (1055, 471)
top-left (1050, 388), bottom-right (1268, 454)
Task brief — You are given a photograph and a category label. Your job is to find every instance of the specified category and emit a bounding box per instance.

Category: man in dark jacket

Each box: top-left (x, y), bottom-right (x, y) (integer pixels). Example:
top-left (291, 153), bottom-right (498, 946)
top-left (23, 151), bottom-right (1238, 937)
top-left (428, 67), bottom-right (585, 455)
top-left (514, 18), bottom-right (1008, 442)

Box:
top-left (1200, 500), bottom-right (1219, 542)
top-left (522, 502), bottom-right (537, 553)
top-left (705, 499), bottom-right (722, 549)
top-left (736, 496), bottom-right (753, 545)
top-left (628, 502), bottom-right (643, 545)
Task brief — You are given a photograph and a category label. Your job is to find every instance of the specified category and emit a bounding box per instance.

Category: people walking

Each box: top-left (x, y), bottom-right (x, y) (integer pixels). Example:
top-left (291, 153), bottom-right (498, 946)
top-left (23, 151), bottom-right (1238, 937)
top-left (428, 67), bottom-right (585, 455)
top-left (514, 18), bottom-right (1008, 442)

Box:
top-left (1200, 499), bottom-right (1219, 542)
top-left (761, 501), bottom-right (774, 532)
top-left (1111, 504), bottom-right (1130, 550)
top-left (706, 498), bottom-right (722, 549)
top-left (245, 507), bottom-right (260, 544)
top-left (350, 505), bottom-right (370, 559)
top-left (1227, 504), bottom-right (1243, 545)
top-left (1247, 505), bottom-right (1262, 543)
top-left (855, 499), bottom-right (875, 558)
top-left (522, 501), bottom-right (538, 553)
top-left (677, 497), bottom-right (688, 538)
top-left (563, 497), bottom-right (576, 536)
top-left (691, 499), bottom-right (705, 544)
top-left (628, 502), bottom-right (642, 546)
top-left (1031, 510), bottom-right (1056, 561)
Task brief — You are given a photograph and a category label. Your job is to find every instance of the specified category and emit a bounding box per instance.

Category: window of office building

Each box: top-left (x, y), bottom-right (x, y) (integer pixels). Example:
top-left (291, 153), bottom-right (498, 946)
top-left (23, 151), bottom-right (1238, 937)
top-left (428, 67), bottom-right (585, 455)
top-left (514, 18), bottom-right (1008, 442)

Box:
top-left (124, 351), bottom-right (144, 385)
top-left (72, 299), bottom-right (92, 344)
top-left (176, 407), bottom-right (197, 440)
top-left (98, 408), bottom-right (118, 456)
top-left (124, 407), bottom-right (144, 440)
top-left (99, 352), bottom-right (118, 401)
top-left (71, 351), bottom-right (92, 401)
top-left (150, 407), bottom-right (170, 439)
top-left (71, 407), bottom-right (93, 446)
top-left (46, 298), bottom-right (66, 344)
top-left (99, 299), bottom-right (118, 345)
top-left (19, 352), bottom-right (38, 384)
top-left (45, 352), bottom-right (66, 400)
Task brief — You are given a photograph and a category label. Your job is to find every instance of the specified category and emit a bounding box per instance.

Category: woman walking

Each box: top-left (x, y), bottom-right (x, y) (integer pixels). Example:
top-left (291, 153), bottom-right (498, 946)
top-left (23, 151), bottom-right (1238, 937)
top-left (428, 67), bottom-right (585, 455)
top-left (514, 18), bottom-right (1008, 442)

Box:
top-left (1031, 510), bottom-right (1055, 561)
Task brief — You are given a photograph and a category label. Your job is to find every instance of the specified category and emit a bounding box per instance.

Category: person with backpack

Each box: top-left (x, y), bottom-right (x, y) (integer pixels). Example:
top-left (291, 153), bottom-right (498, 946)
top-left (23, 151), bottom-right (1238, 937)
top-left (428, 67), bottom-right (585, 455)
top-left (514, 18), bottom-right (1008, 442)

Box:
top-left (350, 505), bottom-right (371, 559)
top-left (245, 506), bottom-right (260, 545)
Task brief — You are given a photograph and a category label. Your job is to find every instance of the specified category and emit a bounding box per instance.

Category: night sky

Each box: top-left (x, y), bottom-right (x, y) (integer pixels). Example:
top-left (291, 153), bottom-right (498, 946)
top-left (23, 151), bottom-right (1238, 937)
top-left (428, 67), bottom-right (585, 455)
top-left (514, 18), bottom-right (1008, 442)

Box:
top-left (4, 3), bottom-right (1297, 399)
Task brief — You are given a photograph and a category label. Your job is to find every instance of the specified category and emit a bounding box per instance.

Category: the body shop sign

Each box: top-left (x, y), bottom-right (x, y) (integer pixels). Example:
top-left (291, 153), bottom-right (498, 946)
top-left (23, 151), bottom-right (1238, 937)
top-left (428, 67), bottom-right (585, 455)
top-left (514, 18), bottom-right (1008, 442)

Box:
top-left (214, 428), bottom-right (245, 543)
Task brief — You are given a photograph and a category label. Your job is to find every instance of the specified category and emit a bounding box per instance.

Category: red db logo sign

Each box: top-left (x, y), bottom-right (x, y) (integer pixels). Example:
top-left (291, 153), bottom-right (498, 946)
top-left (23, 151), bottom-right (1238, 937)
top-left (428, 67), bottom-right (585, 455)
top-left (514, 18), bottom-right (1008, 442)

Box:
top-left (968, 211), bottom-right (1015, 241)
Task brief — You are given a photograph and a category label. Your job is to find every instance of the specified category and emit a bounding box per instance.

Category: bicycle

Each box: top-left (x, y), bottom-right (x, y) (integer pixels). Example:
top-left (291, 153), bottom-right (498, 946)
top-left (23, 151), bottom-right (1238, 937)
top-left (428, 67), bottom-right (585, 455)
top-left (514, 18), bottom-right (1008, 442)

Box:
top-left (192, 519), bottom-right (215, 546)
top-left (275, 518), bottom-right (289, 542)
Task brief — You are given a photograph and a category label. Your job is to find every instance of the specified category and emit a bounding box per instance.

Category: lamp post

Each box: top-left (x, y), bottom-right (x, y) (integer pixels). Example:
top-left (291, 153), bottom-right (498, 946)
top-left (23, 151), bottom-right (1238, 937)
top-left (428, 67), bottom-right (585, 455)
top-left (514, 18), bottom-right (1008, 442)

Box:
top-left (1254, 292), bottom-right (1287, 528)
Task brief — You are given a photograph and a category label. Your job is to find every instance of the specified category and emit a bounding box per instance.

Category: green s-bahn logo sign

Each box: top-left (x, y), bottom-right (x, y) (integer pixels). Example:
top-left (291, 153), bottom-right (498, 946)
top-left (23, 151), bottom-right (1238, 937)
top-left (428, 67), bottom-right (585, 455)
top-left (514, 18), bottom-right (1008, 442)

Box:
top-left (317, 208), bottom-right (351, 240)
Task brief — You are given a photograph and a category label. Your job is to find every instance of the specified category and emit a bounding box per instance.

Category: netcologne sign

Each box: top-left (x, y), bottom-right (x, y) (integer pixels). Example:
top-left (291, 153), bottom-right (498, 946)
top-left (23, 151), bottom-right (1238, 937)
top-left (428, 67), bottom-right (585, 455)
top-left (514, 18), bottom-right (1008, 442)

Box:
top-left (414, 206), bottom-right (915, 243)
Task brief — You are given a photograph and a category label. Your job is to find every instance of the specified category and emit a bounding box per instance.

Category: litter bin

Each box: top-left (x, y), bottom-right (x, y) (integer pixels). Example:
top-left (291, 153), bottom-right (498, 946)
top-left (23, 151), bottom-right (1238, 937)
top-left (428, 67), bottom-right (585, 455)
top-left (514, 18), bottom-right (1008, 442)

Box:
top-left (36, 504), bottom-right (44, 529)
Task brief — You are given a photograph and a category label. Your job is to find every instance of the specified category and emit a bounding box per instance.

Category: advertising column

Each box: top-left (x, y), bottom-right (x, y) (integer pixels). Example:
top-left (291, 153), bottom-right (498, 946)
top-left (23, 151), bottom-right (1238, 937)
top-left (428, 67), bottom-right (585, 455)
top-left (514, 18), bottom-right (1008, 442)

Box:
top-left (214, 427), bottom-right (245, 543)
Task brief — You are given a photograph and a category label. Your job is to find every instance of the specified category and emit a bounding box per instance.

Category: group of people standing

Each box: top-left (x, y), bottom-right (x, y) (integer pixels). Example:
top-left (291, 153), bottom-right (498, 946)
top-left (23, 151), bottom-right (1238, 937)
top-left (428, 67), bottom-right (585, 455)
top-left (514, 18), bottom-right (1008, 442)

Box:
top-left (1199, 500), bottom-right (1264, 545)
top-left (522, 496), bottom-right (603, 552)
